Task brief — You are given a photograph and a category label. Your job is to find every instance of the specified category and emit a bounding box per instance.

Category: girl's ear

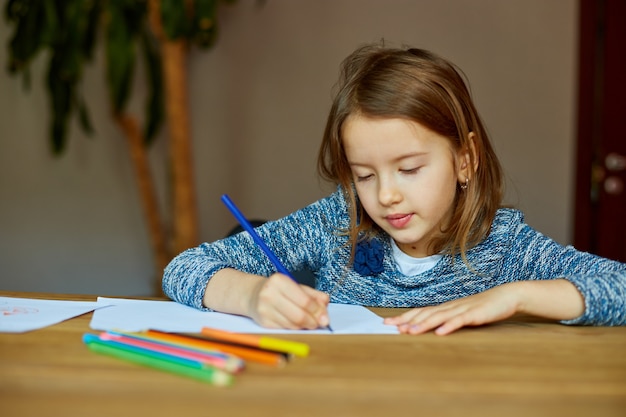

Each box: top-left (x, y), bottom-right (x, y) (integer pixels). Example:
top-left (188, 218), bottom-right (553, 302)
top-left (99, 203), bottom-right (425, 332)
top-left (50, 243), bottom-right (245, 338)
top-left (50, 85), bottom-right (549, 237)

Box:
top-left (457, 132), bottom-right (479, 184)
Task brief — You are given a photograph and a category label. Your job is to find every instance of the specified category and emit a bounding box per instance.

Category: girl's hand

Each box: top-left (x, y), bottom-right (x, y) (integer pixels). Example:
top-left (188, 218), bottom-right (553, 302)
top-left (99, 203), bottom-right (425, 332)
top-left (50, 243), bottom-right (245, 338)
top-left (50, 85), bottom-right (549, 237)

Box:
top-left (384, 283), bottom-right (520, 335)
top-left (248, 273), bottom-right (330, 330)
top-left (383, 279), bottom-right (585, 335)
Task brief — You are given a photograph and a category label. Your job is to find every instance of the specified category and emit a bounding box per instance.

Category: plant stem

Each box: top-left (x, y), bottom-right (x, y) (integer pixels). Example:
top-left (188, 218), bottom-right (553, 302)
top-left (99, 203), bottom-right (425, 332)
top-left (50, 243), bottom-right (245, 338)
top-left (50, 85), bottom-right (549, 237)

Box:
top-left (115, 113), bottom-right (170, 295)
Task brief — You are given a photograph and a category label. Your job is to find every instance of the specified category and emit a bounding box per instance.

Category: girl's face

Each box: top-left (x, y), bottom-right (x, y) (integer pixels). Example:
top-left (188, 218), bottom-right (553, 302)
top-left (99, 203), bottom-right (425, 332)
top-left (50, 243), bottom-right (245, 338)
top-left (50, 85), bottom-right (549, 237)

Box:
top-left (343, 115), bottom-right (469, 258)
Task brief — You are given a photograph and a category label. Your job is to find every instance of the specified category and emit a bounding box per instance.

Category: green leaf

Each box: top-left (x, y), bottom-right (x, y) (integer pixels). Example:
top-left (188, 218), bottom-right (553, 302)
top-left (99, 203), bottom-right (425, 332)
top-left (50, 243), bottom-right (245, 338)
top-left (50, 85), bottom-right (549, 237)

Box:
top-left (191, 0), bottom-right (218, 48)
top-left (39, 1), bottom-right (59, 46)
top-left (46, 53), bottom-right (73, 155)
top-left (160, 0), bottom-right (190, 39)
top-left (82, 0), bottom-right (101, 59)
top-left (5, 0), bottom-right (49, 74)
top-left (104, 2), bottom-right (137, 113)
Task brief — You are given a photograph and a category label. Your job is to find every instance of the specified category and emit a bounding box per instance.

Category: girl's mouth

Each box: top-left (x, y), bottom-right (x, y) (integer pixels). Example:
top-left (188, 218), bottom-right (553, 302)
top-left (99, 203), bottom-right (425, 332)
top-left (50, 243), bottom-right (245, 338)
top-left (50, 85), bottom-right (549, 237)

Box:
top-left (385, 213), bottom-right (413, 229)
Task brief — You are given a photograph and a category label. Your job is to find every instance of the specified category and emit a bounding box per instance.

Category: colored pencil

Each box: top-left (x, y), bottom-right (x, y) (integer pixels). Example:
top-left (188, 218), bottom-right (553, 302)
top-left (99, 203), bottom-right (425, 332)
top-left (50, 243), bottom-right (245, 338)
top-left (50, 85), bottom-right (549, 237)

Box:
top-left (200, 327), bottom-right (310, 357)
top-left (100, 331), bottom-right (245, 373)
top-left (85, 333), bottom-right (218, 371)
top-left (83, 334), bottom-right (233, 386)
top-left (221, 194), bottom-right (294, 278)
top-left (144, 330), bottom-right (287, 366)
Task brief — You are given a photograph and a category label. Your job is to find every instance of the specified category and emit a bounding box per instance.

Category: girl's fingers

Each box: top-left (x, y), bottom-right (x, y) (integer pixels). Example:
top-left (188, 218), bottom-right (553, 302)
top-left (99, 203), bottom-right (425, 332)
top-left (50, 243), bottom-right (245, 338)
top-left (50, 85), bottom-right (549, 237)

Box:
top-left (406, 308), bottom-right (471, 335)
top-left (383, 308), bottom-right (424, 325)
top-left (402, 306), bottom-right (465, 334)
top-left (433, 315), bottom-right (469, 335)
top-left (385, 302), bottom-right (476, 335)
top-left (302, 286), bottom-right (331, 325)
top-left (303, 285), bottom-right (330, 306)
top-left (275, 278), bottom-right (329, 328)
top-left (384, 304), bottom-right (455, 327)
top-left (255, 274), bottom-right (329, 329)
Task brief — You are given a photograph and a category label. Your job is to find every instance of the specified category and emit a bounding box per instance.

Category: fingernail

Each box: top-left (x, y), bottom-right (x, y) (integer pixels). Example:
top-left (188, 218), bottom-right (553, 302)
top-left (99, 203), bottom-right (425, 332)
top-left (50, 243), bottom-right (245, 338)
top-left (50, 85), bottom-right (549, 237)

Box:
top-left (434, 325), bottom-right (448, 336)
top-left (319, 315), bottom-right (329, 327)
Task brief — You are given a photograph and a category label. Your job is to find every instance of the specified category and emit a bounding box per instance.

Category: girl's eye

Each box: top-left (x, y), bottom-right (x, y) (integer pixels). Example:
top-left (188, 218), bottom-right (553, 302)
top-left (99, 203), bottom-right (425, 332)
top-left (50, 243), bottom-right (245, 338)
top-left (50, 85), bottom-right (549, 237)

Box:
top-left (355, 174), bottom-right (373, 182)
top-left (400, 167), bottom-right (421, 174)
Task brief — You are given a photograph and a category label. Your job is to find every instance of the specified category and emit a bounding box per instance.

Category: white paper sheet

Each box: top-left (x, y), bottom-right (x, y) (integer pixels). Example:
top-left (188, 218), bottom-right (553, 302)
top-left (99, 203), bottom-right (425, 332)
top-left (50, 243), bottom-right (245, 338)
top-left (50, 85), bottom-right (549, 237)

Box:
top-left (0, 296), bottom-right (108, 333)
top-left (90, 297), bottom-right (399, 334)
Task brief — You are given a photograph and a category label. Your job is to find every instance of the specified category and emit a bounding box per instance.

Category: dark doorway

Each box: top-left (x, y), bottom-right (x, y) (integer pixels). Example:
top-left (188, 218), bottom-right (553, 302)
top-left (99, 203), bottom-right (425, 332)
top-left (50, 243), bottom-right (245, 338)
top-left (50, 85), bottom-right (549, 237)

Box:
top-left (574, 0), bottom-right (626, 262)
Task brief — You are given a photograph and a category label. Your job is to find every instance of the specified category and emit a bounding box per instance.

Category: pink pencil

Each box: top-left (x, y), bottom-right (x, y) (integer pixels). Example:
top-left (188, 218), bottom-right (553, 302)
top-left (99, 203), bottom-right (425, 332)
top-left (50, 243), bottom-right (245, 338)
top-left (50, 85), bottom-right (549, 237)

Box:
top-left (100, 331), bottom-right (245, 373)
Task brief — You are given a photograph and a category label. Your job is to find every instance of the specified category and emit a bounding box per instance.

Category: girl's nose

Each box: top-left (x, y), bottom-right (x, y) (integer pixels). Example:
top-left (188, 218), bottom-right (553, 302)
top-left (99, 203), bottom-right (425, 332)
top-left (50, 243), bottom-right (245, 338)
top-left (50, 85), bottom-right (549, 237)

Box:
top-left (378, 180), bottom-right (402, 206)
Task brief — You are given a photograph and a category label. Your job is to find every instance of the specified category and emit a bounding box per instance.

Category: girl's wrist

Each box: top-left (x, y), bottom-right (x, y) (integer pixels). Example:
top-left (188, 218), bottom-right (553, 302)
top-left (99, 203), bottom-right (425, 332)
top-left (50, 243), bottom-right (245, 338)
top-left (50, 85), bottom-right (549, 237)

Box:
top-left (515, 279), bottom-right (585, 320)
top-left (514, 280), bottom-right (537, 316)
top-left (245, 278), bottom-right (266, 320)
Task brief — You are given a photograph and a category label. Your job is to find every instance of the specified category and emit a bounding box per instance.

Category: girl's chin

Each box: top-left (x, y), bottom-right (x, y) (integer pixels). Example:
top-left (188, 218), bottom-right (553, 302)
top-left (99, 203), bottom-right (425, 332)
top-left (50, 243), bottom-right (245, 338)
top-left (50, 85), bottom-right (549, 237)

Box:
top-left (391, 236), bottom-right (425, 251)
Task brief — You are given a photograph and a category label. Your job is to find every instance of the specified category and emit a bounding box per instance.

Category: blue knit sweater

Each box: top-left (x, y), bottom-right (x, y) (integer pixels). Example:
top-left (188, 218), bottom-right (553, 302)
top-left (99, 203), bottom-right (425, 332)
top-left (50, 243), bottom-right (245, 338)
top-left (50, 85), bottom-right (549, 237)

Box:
top-left (163, 188), bottom-right (626, 326)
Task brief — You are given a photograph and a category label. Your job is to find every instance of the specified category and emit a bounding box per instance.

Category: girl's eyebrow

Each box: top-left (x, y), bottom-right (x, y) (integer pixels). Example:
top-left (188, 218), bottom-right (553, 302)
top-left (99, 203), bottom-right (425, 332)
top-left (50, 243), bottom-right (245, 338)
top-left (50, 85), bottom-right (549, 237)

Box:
top-left (348, 152), bottom-right (428, 167)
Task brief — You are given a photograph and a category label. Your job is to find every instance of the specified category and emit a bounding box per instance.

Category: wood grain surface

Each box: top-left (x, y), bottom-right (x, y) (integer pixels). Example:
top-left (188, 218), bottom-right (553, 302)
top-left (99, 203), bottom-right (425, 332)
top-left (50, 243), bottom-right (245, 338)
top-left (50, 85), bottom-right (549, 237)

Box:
top-left (1, 291), bottom-right (624, 417)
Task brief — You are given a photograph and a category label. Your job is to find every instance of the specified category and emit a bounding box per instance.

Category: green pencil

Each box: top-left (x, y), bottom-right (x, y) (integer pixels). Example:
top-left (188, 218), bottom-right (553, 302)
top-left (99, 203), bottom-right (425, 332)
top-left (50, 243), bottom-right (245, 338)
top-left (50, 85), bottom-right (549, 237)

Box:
top-left (86, 339), bottom-right (233, 387)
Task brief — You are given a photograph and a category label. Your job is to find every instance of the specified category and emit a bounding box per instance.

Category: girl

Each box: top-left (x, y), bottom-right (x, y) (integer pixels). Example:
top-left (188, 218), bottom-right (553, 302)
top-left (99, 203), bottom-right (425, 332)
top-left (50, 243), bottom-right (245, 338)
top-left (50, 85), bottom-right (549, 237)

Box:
top-left (163, 43), bottom-right (626, 335)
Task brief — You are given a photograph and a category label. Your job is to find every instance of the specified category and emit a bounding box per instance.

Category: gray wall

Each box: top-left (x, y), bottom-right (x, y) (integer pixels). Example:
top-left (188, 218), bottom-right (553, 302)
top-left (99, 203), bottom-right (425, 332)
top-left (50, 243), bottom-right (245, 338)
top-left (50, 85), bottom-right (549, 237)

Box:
top-left (0, 0), bottom-right (578, 296)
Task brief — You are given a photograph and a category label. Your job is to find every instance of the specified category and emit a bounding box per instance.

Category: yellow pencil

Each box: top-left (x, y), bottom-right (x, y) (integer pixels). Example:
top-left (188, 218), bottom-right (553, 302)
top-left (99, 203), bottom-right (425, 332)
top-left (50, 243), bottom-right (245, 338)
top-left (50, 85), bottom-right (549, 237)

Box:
top-left (200, 327), bottom-right (310, 358)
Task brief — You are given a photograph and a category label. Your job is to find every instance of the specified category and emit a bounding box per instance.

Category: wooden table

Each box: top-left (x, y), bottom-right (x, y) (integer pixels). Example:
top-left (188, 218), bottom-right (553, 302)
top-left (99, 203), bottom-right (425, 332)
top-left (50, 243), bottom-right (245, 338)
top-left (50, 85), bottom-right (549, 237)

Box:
top-left (1, 291), bottom-right (625, 417)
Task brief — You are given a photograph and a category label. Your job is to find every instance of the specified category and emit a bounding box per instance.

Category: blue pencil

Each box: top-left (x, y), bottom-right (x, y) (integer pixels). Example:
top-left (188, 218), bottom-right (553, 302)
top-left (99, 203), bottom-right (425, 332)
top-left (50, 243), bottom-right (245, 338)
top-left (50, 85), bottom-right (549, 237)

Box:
top-left (220, 194), bottom-right (295, 279)
top-left (220, 194), bottom-right (332, 332)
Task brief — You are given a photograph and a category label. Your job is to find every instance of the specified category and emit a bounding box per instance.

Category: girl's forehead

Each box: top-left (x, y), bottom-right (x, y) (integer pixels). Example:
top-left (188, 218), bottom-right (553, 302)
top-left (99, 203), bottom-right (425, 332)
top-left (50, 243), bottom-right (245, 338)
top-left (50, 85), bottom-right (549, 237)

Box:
top-left (342, 115), bottom-right (456, 161)
top-left (343, 115), bottom-right (449, 145)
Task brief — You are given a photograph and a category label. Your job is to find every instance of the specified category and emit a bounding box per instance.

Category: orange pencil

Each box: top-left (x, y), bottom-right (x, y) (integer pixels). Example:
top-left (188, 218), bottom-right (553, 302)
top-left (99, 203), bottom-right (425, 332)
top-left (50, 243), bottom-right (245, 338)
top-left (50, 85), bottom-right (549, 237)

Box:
top-left (201, 327), bottom-right (310, 357)
top-left (144, 330), bottom-right (286, 367)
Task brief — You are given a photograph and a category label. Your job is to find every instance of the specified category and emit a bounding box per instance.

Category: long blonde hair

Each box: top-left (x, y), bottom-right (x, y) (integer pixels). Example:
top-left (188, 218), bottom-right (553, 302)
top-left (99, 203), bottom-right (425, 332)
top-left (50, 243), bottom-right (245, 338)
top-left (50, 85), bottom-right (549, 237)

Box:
top-left (317, 43), bottom-right (504, 262)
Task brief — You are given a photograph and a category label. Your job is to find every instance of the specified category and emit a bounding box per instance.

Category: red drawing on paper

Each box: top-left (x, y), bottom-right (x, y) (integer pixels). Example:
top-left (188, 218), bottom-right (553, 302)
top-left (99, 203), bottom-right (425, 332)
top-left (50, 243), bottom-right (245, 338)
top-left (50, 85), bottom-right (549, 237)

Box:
top-left (1, 306), bottom-right (39, 316)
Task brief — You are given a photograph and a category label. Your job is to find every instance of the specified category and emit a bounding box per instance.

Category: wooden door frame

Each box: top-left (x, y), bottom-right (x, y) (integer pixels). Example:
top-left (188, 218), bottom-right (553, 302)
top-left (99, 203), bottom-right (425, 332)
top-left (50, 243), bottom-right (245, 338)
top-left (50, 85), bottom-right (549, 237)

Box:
top-left (573, 0), bottom-right (599, 252)
top-left (574, 0), bottom-right (626, 260)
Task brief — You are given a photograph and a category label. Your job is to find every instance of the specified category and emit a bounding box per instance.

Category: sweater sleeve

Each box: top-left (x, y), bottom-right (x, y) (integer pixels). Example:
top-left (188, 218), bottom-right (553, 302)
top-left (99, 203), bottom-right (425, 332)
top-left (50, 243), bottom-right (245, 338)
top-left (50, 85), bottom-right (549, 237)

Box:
top-left (161, 190), bottom-right (346, 310)
top-left (563, 270), bottom-right (626, 325)
top-left (504, 215), bottom-right (626, 326)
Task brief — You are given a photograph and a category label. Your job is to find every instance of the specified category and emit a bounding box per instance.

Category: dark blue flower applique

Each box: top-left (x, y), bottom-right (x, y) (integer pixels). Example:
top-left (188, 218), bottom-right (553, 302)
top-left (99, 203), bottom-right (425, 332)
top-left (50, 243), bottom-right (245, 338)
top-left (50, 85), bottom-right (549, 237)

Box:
top-left (353, 238), bottom-right (384, 276)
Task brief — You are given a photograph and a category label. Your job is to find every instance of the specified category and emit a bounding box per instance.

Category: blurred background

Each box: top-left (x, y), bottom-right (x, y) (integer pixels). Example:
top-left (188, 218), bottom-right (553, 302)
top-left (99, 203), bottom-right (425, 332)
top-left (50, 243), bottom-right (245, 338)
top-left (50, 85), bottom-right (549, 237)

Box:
top-left (0, 0), bottom-right (579, 296)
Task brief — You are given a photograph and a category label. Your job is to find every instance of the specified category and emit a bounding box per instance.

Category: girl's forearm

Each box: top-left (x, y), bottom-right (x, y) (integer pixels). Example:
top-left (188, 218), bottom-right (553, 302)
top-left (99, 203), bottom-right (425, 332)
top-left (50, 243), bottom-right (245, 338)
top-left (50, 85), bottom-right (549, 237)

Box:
top-left (517, 279), bottom-right (585, 321)
top-left (202, 268), bottom-right (264, 317)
